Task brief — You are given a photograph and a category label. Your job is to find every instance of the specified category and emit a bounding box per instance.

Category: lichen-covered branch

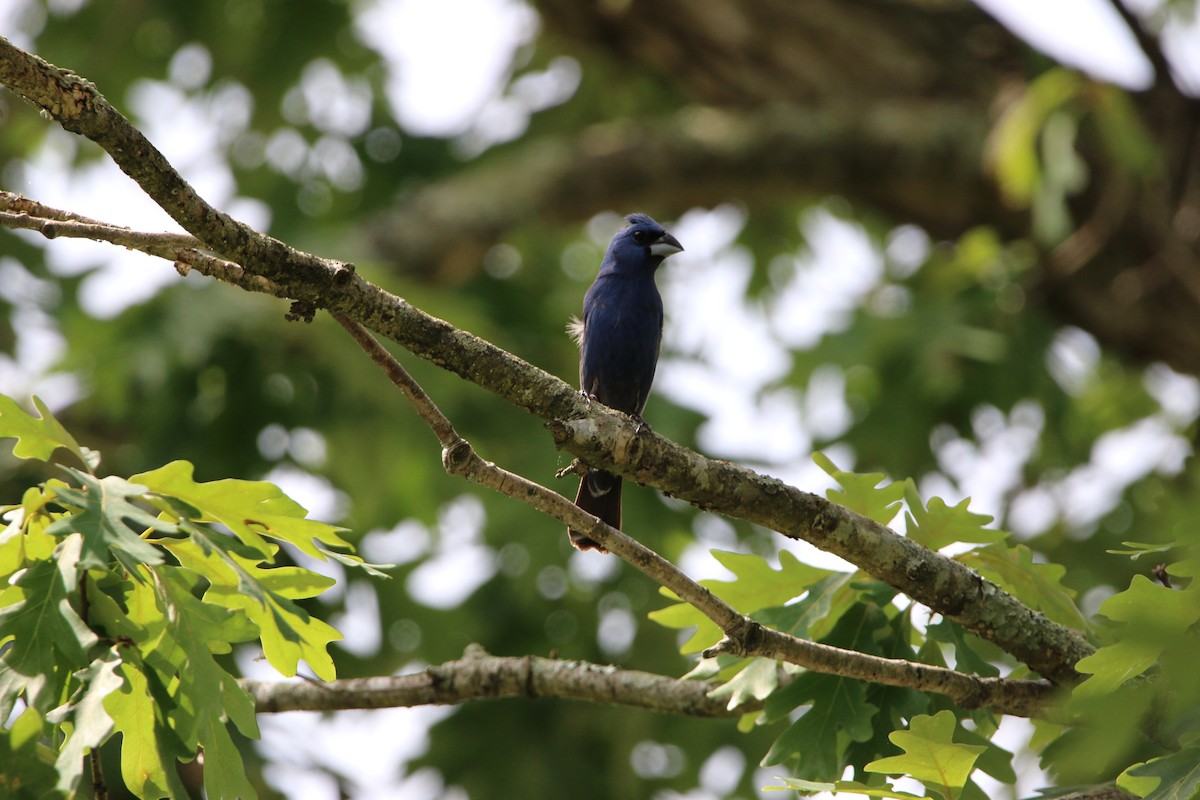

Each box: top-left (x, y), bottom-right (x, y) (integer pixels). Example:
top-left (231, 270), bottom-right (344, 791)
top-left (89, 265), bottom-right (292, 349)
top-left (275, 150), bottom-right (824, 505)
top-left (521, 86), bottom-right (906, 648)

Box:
top-left (243, 645), bottom-right (750, 718)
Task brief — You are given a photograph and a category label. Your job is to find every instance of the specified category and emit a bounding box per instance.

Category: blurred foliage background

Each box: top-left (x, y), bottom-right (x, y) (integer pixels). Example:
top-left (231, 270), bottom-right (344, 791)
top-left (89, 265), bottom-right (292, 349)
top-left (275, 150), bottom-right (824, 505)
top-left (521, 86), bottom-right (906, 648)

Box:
top-left (1, 1), bottom-right (1199, 798)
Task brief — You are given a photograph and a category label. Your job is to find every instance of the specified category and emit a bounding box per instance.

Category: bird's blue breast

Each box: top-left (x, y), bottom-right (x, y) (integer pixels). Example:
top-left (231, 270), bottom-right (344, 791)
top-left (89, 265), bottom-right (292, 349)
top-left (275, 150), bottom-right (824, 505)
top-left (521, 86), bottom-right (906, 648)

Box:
top-left (580, 272), bottom-right (664, 415)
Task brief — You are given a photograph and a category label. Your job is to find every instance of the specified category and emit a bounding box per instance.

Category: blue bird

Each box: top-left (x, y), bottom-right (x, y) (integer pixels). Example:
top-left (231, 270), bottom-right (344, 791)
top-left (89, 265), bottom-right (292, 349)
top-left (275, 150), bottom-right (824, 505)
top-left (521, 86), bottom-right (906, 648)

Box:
top-left (567, 213), bottom-right (683, 550)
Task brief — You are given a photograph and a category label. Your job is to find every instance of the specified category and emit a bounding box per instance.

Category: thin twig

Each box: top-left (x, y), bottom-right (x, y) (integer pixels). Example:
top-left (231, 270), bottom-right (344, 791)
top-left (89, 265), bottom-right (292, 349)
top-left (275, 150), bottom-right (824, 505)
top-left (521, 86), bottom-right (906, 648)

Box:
top-left (0, 206), bottom-right (200, 255)
top-left (90, 746), bottom-right (107, 800)
top-left (330, 313), bottom-right (460, 446)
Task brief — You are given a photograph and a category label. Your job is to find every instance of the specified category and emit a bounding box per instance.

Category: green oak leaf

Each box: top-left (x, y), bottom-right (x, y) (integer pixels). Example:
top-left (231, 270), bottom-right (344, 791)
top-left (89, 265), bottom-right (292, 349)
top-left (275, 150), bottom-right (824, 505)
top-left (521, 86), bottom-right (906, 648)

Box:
top-left (761, 604), bottom-right (891, 777)
top-left (155, 569), bottom-right (260, 742)
top-left (903, 483), bottom-right (1003, 550)
top-left (1166, 557), bottom-right (1200, 580)
top-left (1106, 540), bottom-right (1177, 559)
top-left (102, 568), bottom-right (261, 800)
top-left (650, 549), bottom-right (836, 653)
top-left (0, 708), bottom-right (66, 799)
top-left (46, 469), bottom-right (169, 575)
top-left (707, 656), bottom-right (779, 711)
top-left (815, 451), bottom-right (905, 524)
top-left (701, 550), bottom-right (836, 613)
top-left (648, 600), bottom-right (722, 654)
top-left (846, 610), bottom-right (934, 774)
top-left (204, 570), bottom-right (342, 681)
top-left (162, 523), bottom-right (334, 604)
top-left (161, 531), bottom-right (341, 680)
top-left (764, 776), bottom-right (837, 794)
top-left (767, 777), bottom-right (931, 798)
top-left (151, 571), bottom-right (260, 800)
top-left (1123, 746), bottom-right (1200, 800)
top-left (52, 650), bottom-right (124, 794)
top-left (195, 711), bottom-right (258, 800)
top-left (865, 711), bottom-right (986, 800)
top-left (762, 672), bottom-right (878, 779)
top-left (1044, 681), bottom-right (1155, 784)
top-left (0, 394), bottom-right (89, 468)
top-left (132, 460), bottom-right (351, 560)
top-left (322, 547), bottom-right (394, 578)
top-left (754, 571), bottom-right (860, 643)
top-left (0, 535), bottom-right (97, 720)
top-left (1072, 639), bottom-right (1160, 699)
top-left (1097, 574), bottom-right (1200, 627)
top-left (925, 620), bottom-right (1001, 678)
top-left (105, 658), bottom-right (191, 800)
top-left (1073, 576), bottom-right (1200, 697)
top-left (957, 543), bottom-right (1087, 630)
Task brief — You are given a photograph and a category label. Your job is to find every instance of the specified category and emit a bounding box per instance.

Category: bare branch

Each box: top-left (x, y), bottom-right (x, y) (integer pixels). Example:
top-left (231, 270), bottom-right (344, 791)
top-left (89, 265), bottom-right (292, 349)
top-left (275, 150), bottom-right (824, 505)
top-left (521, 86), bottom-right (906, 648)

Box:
top-left (243, 644), bottom-right (750, 718)
top-left (0, 201), bottom-right (200, 255)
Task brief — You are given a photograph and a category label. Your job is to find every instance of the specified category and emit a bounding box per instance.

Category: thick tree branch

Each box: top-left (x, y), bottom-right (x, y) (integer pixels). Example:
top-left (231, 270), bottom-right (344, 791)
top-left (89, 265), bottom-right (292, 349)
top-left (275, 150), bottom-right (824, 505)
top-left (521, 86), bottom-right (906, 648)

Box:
top-left (373, 0), bottom-right (1025, 281)
top-left (243, 645), bottom-right (752, 718)
top-left (535, 0), bottom-right (1020, 106)
top-left (0, 38), bottom-right (1092, 686)
top-left (370, 103), bottom-right (1011, 280)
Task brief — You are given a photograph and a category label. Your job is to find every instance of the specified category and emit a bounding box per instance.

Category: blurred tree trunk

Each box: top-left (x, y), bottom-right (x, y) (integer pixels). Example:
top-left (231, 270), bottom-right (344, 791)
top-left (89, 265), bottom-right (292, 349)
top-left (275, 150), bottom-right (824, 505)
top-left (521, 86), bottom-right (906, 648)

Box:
top-left (372, 0), bottom-right (1200, 376)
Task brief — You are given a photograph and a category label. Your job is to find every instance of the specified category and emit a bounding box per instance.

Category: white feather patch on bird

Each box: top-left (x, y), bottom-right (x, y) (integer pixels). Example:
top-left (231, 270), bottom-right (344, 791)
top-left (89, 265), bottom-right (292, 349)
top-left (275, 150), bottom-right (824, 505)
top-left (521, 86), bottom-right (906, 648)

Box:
top-left (567, 316), bottom-right (586, 347)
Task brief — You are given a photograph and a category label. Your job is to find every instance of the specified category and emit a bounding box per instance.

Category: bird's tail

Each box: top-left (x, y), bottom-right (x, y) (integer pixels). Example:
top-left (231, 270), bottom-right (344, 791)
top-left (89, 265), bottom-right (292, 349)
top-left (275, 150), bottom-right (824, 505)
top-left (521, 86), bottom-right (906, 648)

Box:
top-left (569, 470), bottom-right (622, 552)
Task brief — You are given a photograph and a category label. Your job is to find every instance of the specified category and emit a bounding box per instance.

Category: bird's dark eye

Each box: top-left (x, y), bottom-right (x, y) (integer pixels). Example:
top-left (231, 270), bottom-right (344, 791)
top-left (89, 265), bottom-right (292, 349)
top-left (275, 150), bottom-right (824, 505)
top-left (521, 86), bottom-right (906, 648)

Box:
top-left (631, 230), bottom-right (649, 244)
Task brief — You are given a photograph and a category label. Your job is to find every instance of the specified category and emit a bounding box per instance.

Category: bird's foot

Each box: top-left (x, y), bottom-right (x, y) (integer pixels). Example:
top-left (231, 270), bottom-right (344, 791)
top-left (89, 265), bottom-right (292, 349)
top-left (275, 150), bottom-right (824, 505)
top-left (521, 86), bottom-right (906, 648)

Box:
top-left (629, 412), bottom-right (651, 434)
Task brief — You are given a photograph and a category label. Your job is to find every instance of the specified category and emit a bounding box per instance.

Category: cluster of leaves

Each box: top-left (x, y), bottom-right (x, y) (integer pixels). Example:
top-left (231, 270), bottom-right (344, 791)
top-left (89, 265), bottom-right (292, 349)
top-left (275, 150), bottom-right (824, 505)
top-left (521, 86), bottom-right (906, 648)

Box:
top-left (0, 393), bottom-right (381, 800)
top-left (652, 453), bottom-right (1199, 799)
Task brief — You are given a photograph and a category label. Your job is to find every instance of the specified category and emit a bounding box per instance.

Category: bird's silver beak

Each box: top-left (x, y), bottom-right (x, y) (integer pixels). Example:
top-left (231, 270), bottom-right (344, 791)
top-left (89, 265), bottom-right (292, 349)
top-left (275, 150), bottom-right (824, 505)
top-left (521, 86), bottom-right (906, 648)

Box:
top-left (649, 232), bottom-right (683, 258)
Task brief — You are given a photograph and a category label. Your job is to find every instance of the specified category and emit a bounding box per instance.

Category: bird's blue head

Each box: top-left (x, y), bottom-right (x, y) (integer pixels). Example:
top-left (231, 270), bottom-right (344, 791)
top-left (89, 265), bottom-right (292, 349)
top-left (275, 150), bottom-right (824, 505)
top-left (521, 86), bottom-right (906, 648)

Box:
top-left (601, 213), bottom-right (684, 275)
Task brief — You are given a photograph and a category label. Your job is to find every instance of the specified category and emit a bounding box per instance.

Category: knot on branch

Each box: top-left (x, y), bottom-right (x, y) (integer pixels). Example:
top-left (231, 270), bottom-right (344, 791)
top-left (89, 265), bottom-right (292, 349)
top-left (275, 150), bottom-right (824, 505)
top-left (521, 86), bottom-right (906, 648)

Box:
top-left (441, 438), bottom-right (476, 475)
top-left (332, 261), bottom-right (357, 286)
top-left (461, 643), bottom-right (489, 660)
top-left (546, 418), bottom-right (571, 448)
top-left (546, 415), bottom-right (645, 472)
top-left (701, 618), bottom-right (765, 660)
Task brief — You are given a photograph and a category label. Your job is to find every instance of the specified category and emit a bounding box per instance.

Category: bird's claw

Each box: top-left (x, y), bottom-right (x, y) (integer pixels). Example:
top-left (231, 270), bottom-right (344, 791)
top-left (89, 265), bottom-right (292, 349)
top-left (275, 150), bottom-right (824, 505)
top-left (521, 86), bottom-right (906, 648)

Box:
top-left (629, 412), bottom-right (651, 434)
